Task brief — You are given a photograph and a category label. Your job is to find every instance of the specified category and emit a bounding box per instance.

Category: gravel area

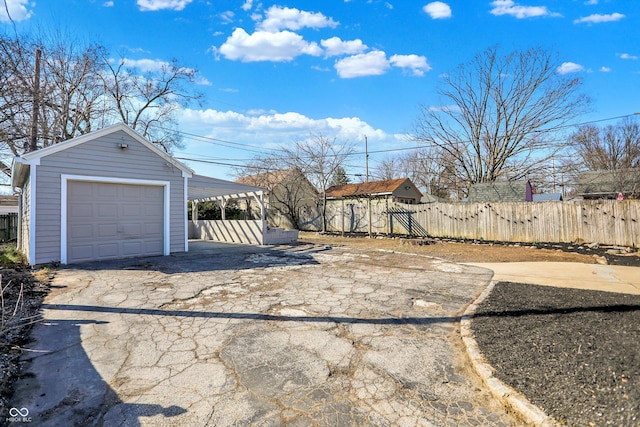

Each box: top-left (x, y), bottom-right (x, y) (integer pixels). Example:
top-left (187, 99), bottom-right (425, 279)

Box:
top-left (471, 282), bottom-right (640, 426)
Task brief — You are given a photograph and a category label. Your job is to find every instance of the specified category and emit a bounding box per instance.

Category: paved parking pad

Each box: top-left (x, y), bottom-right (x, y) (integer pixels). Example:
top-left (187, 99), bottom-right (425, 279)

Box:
top-left (12, 241), bottom-right (517, 426)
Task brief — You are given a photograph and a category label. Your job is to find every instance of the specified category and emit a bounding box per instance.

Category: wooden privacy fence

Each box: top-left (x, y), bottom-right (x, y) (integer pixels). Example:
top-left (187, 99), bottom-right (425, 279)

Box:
top-left (301, 200), bottom-right (640, 247)
top-left (0, 213), bottom-right (18, 242)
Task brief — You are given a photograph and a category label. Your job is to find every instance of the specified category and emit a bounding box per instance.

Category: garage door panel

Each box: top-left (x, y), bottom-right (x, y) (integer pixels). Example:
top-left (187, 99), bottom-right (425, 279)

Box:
top-left (121, 223), bottom-right (142, 237)
top-left (68, 244), bottom-right (94, 262)
top-left (97, 184), bottom-right (118, 196)
top-left (69, 204), bottom-right (94, 218)
top-left (97, 204), bottom-right (118, 217)
top-left (97, 223), bottom-right (118, 237)
top-left (96, 243), bottom-right (119, 258)
top-left (69, 224), bottom-right (93, 239)
top-left (121, 241), bottom-right (143, 256)
top-left (67, 181), bottom-right (165, 263)
top-left (121, 204), bottom-right (142, 217)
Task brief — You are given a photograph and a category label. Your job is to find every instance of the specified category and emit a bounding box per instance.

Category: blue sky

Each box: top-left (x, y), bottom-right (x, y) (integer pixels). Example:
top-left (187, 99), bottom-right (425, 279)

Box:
top-left (2, 0), bottom-right (639, 180)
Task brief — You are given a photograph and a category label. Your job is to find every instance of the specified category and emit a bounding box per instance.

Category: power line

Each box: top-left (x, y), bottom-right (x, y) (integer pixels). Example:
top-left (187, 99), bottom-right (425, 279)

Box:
top-left (172, 112), bottom-right (638, 167)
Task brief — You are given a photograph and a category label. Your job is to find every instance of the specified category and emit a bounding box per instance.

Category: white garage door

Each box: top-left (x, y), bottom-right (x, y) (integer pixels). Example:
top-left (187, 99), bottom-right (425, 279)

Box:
top-left (67, 181), bottom-right (164, 263)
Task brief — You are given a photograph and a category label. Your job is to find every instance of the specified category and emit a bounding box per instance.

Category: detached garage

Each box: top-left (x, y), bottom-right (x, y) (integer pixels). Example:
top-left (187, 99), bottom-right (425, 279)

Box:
top-left (11, 123), bottom-right (193, 265)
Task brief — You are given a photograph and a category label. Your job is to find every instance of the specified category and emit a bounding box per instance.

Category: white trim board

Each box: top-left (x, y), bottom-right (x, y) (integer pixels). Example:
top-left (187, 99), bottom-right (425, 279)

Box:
top-left (60, 174), bottom-right (171, 264)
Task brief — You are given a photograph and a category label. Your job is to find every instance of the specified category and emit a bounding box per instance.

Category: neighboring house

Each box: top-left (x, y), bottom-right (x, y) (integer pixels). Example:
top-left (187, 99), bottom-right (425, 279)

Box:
top-left (11, 123), bottom-right (267, 265)
top-left (238, 168), bottom-right (318, 229)
top-left (466, 180), bottom-right (533, 202)
top-left (325, 178), bottom-right (423, 204)
top-left (532, 193), bottom-right (563, 202)
top-left (576, 169), bottom-right (640, 200)
top-left (0, 195), bottom-right (19, 214)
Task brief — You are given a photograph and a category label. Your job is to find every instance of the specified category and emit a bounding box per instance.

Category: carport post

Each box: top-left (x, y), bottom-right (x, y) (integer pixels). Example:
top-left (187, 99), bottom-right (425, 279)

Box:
top-left (216, 199), bottom-right (228, 220)
top-left (253, 192), bottom-right (266, 222)
top-left (192, 201), bottom-right (199, 221)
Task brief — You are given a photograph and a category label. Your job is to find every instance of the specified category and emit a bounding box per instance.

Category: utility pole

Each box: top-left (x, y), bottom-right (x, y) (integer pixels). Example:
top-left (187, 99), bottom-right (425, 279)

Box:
top-left (364, 135), bottom-right (369, 182)
top-left (365, 135), bottom-right (372, 237)
top-left (29, 48), bottom-right (41, 152)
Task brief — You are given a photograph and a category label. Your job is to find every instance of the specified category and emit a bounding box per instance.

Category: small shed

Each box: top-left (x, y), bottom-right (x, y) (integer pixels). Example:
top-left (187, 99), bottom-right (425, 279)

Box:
top-left (11, 124), bottom-right (194, 265)
top-left (466, 180), bottom-right (533, 202)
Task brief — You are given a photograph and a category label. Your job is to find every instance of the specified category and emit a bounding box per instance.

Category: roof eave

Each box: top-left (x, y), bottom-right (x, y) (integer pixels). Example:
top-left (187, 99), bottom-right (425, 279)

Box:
top-left (11, 158), bottom-right (31, 189)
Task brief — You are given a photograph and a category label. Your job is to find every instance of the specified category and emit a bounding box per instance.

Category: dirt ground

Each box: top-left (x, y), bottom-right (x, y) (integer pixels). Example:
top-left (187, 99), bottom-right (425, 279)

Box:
top-left (299, 232), bottom-right (640, 266)
top-left (0, 264), bottom-right (51, 411)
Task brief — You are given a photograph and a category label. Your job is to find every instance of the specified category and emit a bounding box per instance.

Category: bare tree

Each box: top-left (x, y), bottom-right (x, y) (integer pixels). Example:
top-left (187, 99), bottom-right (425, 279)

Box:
top-left (412, 46), bottom-right (589, 193)
top-left (238, 134), bottom-right (354, 231)
top-left (373, 148), bottom-right (454, 198)
top-left (569, 117), bottom-right (640, 171)
top-left (99, 53), bottom-right (203, 151)
top-left (235, 160), bottom-right (315, 229)
top-left (282, 134), bottom-right (355, 232)
top-left (0, 30), bottom-right (203, 181)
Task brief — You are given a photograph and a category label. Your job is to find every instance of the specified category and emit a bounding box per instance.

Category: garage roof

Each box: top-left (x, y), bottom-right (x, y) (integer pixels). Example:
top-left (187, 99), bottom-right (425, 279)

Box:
top-left (188, 174), bottom-right (266, 201)
top-left (11, 123), bottom-right (194, 188)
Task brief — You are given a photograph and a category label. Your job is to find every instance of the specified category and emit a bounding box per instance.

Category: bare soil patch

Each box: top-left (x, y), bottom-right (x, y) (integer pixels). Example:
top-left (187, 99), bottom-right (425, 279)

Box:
top-left (299, 232), bottom-right (640, 266)
top-left (0, 245), bottom-right (52, 411)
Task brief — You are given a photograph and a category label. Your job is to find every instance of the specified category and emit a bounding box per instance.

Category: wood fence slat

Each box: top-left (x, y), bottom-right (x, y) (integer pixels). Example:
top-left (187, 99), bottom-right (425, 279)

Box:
top-left (302, 200), bottom-right (640, 247)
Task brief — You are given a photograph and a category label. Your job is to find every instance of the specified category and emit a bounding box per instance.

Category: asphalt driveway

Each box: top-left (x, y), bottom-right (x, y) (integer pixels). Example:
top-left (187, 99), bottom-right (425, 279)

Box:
top-left (10, 241), bottom-right (517, 426)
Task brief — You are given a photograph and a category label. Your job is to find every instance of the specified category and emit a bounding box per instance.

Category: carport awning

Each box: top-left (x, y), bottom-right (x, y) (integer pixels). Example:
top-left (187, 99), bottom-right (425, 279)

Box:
top-left (188, 174), bottom-right (266, 202)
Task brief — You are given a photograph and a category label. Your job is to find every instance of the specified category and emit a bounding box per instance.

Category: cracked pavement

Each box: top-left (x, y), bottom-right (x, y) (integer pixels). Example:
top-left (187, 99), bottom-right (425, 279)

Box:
top-left (10, 241), bottom-right (518, 426)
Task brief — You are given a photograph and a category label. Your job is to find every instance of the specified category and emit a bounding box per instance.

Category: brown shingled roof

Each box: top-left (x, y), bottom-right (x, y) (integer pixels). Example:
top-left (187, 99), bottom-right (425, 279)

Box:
top-left (237, 168), bottom-right (297, 189)
top-left (325, 178), bottom-right (418, 198)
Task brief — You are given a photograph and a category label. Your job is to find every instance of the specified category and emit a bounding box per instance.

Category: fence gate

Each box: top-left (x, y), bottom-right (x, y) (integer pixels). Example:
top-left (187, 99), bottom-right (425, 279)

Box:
top-left (387, 208), bottom-right (430, 237)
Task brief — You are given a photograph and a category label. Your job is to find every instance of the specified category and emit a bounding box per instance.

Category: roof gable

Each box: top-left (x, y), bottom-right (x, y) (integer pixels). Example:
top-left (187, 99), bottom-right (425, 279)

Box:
top-left (467, 180), bottom-right (532, 202)
top-left (325, 178), bottom-right (420, 198)
top-left (238, 168), bottom-right (318, 194)
top-left (17, 123), bottom-right (192, 173)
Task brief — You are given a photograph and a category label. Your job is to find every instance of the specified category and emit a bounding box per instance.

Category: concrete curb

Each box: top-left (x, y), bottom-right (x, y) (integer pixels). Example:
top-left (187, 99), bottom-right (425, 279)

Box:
top-left (460, 281), bottom-right (558, 427)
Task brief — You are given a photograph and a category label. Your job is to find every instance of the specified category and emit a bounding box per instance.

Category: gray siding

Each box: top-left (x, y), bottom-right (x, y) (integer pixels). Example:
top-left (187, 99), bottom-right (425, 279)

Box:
top-left (34, 130), bottom-right (186, 264)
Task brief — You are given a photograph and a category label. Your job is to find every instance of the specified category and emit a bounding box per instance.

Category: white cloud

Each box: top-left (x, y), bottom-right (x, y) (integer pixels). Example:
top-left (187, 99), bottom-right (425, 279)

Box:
top-left (335, 51), bottom-right (390, 78)
top-left (242, 0), bottom-right (253, 11)
top-left (180, 108), bottom-right (388, 144)
top-left (0, 0), bottom-right (33, 22)
top-left (121, 58), bottom-right (172, 72)
top-left (618, 53), bottom-right (638, 60)
top-left (574, 13), bottom-right (625, 24)
top-left (321, 37), bottom-right (368, 57)
top-left (557, 62), bottom-right (585, 74)
top-left (137, 0), bottom-right (193, 11)
top-left (490, 0), bottom-right (557, 19)
top-left (118, 58), bottom-right (212, 84)
top-left (423, 2), bottom-right (452, 19)
top-left (217, 28), bottom-right (323, 62)
top-left (389, 54), bottom-right (432, 76)
top-left (257, 6), bottom-right (339, 32)
top-left (600, 66), bottom-right (611, 72)
top-left (220, 11), bottom-right (234, 24)
top-left (103, 1), bottom-right (114, 7)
